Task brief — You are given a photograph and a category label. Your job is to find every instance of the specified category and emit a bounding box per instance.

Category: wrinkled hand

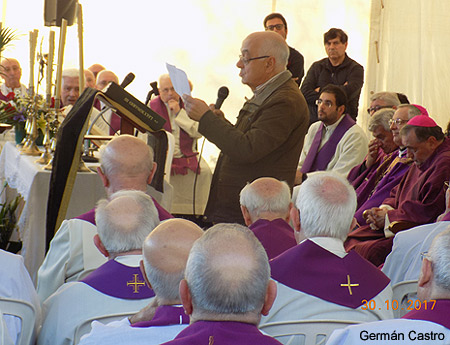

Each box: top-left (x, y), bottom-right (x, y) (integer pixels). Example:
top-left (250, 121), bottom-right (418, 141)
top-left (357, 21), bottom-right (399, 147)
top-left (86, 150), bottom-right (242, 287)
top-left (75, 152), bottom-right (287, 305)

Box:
top-left (208, 104), bottom-right (225, 119)
top-left (167, 99), bottom-right (180, 114)
top-left (366, 139), bottom-right (381, 168)
top-left (363, 207), bottom-right (387, 230)
top-left (182, 95), bottom-right (209, 121)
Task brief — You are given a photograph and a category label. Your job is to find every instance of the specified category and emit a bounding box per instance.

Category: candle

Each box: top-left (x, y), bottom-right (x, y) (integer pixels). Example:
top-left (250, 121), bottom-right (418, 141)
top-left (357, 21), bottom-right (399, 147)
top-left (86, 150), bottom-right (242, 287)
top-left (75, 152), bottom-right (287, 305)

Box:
top-left (54, 19), bottom-right (68, 110)
top-left (77, 3), bottom-right (85, 91)
top-left (46, 30), bottom-right (55, 103)
top-left (29, 30), bottom-right (38, 94)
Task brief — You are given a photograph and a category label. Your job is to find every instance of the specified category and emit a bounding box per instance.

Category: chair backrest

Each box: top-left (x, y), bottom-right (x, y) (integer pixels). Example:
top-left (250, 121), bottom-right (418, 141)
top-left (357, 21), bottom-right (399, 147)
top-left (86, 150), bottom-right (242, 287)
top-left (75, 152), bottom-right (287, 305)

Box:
top-left (259, 319), bottom-right (360, 345)
top-left (0, 298), bottom-right (36, 345)
top-left (392, 279), bottom-right (418, 317)
top-left (73, 312), bottom-right (134, 344)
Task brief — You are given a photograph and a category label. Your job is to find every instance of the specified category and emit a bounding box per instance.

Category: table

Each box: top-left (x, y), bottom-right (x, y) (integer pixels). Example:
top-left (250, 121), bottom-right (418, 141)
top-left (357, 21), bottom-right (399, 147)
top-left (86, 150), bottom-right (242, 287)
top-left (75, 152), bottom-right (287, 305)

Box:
top-left (0, 142), bottom-right (106, 282)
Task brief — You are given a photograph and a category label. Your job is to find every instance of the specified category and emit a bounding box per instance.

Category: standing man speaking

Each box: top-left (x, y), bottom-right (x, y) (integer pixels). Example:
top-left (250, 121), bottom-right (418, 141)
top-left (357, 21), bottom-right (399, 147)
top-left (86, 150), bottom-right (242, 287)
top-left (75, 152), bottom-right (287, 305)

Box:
top-left (183, 31), bottom-right (309, 224)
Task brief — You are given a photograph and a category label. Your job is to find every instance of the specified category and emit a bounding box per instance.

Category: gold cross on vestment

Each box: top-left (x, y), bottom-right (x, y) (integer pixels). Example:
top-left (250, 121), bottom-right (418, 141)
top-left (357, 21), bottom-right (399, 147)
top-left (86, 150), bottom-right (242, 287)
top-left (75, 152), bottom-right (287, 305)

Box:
top-left (127, 274), bottom-right (146, 293)
top-left (340, 275), bottom-right (359, 295)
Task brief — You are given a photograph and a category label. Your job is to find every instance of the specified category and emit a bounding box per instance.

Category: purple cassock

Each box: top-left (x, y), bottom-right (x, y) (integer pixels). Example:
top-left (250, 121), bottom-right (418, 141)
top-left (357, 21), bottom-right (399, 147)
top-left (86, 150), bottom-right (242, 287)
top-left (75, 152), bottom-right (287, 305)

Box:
top-left (131, 305), bottom-right (189, 328)
top-left (161, 321), bottom-right (282, 344)
top-left (150, 96), bottom-right (199, 175)
top-left (249, 218), bottom-right (296, 259)
top-left (300, 114), bottom-right (355, 174)
top-left (403, 299), bottom-right (450, 329)
top-left (345, 138), bottom-right (450, 266)
top-left (351, 149), bottom-right (412, 226)
top-left (74, 196), bottom-right (173, 225)
top-left (81, 260), bottom-right (155, 299)
top-left (270, 240), bottom-right (390, 308)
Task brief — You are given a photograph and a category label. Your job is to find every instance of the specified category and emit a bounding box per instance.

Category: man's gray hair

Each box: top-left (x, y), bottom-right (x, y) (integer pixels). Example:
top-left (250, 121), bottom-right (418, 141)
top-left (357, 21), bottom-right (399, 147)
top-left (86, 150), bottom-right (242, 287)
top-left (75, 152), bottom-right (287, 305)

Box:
top-left (62, 68), bottom-right (79, 79)
top-left (98, 138), bottom-right (154, 178)
top-left (258, 32), bottom-right (289, 70)
top-left (185, 223), bottom-right (270, 315)
top-left (143, 262), bottom-right (184, 301)
top-left (95, 190), bottom-right (159, 254)
top-left (397, 104), bottom-right (423, 119)
top-left (239, 179), bottom-right (290, 218)
top-left (296, 171), bottom-right (356, 241)
top-left (370, 92), bottom-right (401, 107)
top-left (368, 108), bottom-right (395, 132)
top-left (429, 227), bottom-right (450, 291)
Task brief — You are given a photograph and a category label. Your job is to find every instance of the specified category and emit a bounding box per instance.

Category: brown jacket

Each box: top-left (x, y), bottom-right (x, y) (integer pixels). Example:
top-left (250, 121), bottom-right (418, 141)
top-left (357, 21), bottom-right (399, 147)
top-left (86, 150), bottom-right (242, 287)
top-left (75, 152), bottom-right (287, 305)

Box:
top-left (199, 71), bottom-right (309, 223)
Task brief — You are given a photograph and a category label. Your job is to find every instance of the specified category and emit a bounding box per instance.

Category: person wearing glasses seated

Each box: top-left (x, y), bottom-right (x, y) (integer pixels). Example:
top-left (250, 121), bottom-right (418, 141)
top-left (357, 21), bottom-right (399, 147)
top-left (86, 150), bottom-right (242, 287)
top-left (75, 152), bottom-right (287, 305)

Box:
top-left (366, 91), bottom-right (402, 117)
top-left (183, 31), bottom-right (309, 225)
top-left (263, 13), bottom-right (304, 86)
top-left (295, 84), bottom-right (367, 186)
top-left (301, 28), bottom-right (363, 123)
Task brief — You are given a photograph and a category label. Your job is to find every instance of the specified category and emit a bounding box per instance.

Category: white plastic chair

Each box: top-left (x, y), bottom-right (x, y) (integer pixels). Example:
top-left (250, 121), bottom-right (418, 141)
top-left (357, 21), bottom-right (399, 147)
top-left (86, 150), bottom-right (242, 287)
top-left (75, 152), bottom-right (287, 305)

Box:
top-left (73, 312), bottom-right (134, 344)
top-left (0, 298), bottom-right (36, 345)
top-left (392, 279), bottom-right (418, 317)
top-left (259, 319), bottom-right (360, 345)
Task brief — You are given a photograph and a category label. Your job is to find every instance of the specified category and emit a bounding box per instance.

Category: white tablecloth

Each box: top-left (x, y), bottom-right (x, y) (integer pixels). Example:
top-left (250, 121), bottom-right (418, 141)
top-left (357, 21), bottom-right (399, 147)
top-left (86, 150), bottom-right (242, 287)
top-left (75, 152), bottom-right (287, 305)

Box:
top-left (0, 142), bottom-right (106, 282)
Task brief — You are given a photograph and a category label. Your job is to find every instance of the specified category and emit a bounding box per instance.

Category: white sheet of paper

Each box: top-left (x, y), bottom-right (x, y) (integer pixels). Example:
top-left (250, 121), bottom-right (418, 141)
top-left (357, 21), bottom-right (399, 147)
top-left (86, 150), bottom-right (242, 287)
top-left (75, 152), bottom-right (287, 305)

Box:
top-left (166, 63), bottom-right (191, 97)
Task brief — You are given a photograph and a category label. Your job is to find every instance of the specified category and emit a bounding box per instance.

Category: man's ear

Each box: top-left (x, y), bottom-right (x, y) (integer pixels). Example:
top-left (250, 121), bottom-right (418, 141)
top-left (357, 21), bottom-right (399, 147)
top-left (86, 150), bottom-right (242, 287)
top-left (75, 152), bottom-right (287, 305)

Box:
top-left (179, 279), bottom-right (193, 316)
top-left (97, 166), bottom-right (110, 188)
top-left (147, 162), bottom-right (157, 185)
top-left (285, 202), bottom-right (293, 223)
top-left (338, 104), bottom-right (346, 116)
top-left (418, 258), bottom-right (432, 288)
top-left (290, 206), bottom-right (300, 231)
top-left (93, 234), bottom-right (110, 258)
top-left (261, 280), bottom-right (277, 316)
top-left (140, 260), bottom-right (152, 289)
top-left (240, 205), bottom-right (253, 227)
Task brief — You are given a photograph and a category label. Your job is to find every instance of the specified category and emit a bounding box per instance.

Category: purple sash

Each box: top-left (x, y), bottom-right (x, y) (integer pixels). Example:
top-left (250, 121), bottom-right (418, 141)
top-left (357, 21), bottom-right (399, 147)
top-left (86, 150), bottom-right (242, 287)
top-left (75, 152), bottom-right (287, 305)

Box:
top-left (301, 114), bottom-right (356, 173)
top-left (150, 96), bottom-right (199, 175)
top-left (131, 305), bottom-right (189, 328)
top-left (270, 239), bottom-right (390, 308)
top-left (81, 259), bottom-right (155, 299)
top-left (73, 196), bottom-right (173, 225)
top-left (403, 299), bottom-right (450, 329)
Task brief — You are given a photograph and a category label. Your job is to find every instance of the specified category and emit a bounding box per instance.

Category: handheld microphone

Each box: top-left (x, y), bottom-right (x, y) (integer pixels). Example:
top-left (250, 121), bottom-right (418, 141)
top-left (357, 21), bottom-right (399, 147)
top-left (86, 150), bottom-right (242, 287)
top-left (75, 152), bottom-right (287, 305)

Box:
top-left (120, 72), bottom-right (135, 88)
top-left (214, 86), bottom-right (229, 110)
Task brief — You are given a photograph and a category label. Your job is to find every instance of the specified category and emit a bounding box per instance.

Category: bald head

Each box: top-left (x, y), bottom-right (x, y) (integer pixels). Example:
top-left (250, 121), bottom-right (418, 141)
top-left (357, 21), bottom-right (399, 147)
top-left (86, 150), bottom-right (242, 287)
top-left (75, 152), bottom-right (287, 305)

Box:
top-left (98, 135), bottom-right (156, 195)
top-left (88, 63), bottom-right (105, 78)
top-left (142, 219), bottom-right (203, 303)
top-left (95, 190), bottom-right (160, 256)
top-left (1, 58), bottom-right (22, 88)
top-left (84, 69), bottom-right (95, 88)
top-left (183, 223), bottom-right (274, 323)
top-left (244, 31), bottom-right (289, 71)
top-left (240, 177), bottom-right (291, 224)
top-left (96, 70), bottom-right (119, 90)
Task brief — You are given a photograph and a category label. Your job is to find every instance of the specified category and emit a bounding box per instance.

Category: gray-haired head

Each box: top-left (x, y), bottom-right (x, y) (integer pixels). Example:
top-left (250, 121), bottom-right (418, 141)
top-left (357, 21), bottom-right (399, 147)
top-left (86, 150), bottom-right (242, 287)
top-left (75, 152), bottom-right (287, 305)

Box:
top-left (295, 171), bottom-right (356, 241)
top-left (429, 228), bottom-right (450, 293)
top-left (185, 223), bottom-right (270, 319)
top-left (370, 92), bottom-right (401, 107)
top-left (369, 108), bottom-right (395, 132)
top-left (95, 190), bottom-right (159, 256)
top-left (396, 104), bottom-right (423, 119)
top-left (240, 177), bottom-right (291, 224)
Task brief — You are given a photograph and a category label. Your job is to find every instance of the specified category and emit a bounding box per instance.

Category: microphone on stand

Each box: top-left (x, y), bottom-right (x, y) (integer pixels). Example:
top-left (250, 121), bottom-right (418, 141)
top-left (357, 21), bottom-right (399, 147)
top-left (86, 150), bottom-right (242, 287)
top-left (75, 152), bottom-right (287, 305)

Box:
top-left (120, 72), bottom-right (135, 88)
top-left (214, 86), bottom-right (229, 110)
top-left (145, 81), bottom-right (159, 106)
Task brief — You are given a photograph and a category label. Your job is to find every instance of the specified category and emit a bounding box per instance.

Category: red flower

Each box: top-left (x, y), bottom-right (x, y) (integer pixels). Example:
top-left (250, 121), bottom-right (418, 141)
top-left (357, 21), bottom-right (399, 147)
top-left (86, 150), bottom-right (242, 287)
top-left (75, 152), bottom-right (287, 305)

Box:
top-left (6, 92), bottom-right (15, 101)
top-left (4, 103), bottom-right (16, 113)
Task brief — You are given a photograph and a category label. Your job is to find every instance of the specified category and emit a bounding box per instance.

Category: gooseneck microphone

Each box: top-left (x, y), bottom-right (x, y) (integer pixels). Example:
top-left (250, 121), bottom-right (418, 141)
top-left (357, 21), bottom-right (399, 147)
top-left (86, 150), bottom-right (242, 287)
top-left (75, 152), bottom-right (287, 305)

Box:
top-left (120, 72), bottom-right (135, 88)
top-left (214, 86), bottom-right (229, 110)
top-left (150, 81), bottom-right (159, 96)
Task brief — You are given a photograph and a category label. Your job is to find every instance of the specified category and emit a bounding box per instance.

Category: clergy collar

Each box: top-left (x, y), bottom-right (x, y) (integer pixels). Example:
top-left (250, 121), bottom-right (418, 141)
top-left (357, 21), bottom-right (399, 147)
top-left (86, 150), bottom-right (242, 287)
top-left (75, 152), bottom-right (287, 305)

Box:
top-left (398, 147), bottom-right (408, 157)
top-left (323, 114), bottom-right (346, 132)
top-left (114, 254), bottom-right (142, 267)
top-left (302, 237), bottom-right (347, 258)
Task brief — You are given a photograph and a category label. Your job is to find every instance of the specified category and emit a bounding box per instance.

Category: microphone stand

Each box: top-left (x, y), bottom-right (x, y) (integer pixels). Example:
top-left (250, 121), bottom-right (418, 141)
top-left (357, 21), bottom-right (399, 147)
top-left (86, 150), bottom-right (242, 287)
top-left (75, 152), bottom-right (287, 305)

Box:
top-left (82, 105), bottom-right (117, 162)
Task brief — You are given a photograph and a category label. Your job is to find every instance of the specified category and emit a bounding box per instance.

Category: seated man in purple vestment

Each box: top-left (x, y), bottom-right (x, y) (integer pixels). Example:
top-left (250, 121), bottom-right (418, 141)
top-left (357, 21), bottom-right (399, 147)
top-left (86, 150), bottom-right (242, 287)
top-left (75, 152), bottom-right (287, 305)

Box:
top-left (38, 190), bottom-right (159, 345)
top-left (260, 172), bottom-right (393, 344)
top-left (346, 116), bottom-right (450, 266)
top-left (295, 84), bottom-right (368, 186)
top-left (78, 218), bottom-right (204, 345)
top-left (240, 177), bottom-right (296, 259)
top-left (402, 228), bottom-right (450, 329)
top-left (348, 105), bottom-right (425, 225)
top-left (37, 135), bottom-right (173, 302)
top-left (162, 223), bottom-right (282, 345)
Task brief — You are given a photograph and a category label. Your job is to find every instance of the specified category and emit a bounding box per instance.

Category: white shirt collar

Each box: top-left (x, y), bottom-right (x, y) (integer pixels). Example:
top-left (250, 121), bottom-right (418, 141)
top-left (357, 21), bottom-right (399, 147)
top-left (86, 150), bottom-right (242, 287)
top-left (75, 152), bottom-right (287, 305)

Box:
top-left (301, 237), bottom-right (347, 258)
top-left (114, 254), bottom-right (142, 267)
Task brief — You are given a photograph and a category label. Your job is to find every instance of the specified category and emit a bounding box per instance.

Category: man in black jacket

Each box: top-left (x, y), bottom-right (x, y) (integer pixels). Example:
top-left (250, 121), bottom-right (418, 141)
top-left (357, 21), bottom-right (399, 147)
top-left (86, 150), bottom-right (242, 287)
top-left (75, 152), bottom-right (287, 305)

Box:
top-left (301, 28), bottom-right (363, 123)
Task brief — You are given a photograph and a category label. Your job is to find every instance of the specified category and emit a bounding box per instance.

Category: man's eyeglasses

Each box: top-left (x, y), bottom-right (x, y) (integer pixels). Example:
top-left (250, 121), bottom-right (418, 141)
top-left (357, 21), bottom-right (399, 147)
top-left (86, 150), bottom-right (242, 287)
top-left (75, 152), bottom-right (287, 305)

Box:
top-left (367, 105), bottom-right (392, 114)
top-left (265, 24), bottom-right (285, 31)
top-left (420, 251), bottom-right (431, 262)
top-left (238, 55), bottom-right (269, 65)
top-left (315, 99), bottom-right (333, 108)
top-left (389, 118), bottom-right (409, 127)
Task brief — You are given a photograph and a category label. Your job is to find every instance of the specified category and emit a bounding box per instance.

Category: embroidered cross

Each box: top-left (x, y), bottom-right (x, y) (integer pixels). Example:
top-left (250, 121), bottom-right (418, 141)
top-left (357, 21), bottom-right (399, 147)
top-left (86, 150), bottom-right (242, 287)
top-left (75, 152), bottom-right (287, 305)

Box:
top-left (127, 274), bottom-right (146, 293)
top-left (340, 274), bottom-right (359, 295)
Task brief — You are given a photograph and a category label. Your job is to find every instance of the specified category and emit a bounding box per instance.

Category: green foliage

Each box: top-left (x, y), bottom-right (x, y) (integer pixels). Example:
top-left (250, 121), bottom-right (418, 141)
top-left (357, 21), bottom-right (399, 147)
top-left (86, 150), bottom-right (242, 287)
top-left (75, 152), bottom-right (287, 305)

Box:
top-left (0, 182), bottom-right (22, 250)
